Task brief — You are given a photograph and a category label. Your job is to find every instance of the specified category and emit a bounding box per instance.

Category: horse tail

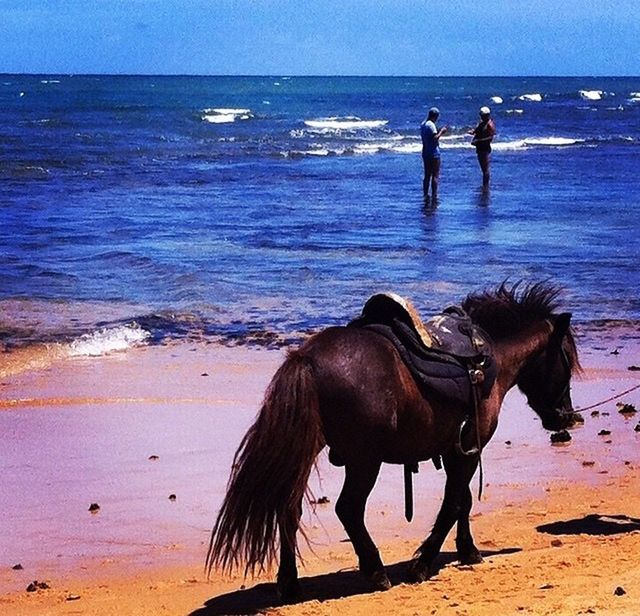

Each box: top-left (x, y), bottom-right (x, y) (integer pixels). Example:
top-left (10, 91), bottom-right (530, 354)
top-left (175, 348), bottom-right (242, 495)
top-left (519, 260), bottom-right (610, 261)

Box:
top-left (206, 349), bottom-right (323, 577)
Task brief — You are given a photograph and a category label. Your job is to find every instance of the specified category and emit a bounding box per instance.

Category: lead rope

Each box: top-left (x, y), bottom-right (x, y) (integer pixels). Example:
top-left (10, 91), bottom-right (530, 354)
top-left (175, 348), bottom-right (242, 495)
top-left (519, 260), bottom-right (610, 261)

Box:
top-left (574, 382), bottom-right (640, 413)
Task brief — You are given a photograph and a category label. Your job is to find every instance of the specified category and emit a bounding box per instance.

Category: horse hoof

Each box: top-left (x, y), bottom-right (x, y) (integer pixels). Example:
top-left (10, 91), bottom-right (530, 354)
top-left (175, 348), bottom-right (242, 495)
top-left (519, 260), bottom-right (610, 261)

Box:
top-left (370, 570), bottom-right (392, 591)
top-left (408, 558), bottom-right (431, 583)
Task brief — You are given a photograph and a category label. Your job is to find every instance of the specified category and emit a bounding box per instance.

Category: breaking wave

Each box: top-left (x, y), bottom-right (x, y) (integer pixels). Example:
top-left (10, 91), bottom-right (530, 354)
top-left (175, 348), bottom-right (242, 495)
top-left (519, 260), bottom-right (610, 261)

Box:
top-left (303, 116), bottom-right (389, 131)
top-left (202, 108), bottom-right (253, 123)
top-left (67, 323), bottom-right (151, 357)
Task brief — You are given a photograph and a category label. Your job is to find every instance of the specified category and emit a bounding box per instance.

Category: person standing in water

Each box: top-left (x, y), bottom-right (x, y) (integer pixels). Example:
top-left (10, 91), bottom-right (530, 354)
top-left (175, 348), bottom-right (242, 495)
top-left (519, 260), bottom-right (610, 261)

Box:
top-left (470, 106), bottom-right (496, 188)
top-left (420, 107), bottom-right (448, 200)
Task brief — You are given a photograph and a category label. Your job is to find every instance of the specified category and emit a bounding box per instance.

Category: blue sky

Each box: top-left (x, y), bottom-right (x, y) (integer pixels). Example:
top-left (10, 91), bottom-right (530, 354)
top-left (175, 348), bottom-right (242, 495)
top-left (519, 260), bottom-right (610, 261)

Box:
top-left (1, 0), bottom-right (639, 76)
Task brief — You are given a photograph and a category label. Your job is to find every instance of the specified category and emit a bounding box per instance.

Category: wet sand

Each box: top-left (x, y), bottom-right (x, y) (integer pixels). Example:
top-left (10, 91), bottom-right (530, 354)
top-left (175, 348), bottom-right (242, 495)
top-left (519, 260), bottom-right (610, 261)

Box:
top-left (1, 336), bottom-right (639, 615)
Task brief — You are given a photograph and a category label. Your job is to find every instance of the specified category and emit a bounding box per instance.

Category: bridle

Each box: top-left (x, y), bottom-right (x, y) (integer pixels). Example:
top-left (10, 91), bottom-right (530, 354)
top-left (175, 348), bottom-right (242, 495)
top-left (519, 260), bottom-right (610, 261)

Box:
top-left (551, 343), bottom-right (574, 416)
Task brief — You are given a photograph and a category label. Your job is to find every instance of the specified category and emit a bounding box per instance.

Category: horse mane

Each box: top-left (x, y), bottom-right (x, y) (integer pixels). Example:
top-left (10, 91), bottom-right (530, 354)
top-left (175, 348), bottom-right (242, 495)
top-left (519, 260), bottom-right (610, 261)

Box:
top-left (461, 281), bottom-right (559, 336)
top-left (462, 280), bottom-right (581, 371)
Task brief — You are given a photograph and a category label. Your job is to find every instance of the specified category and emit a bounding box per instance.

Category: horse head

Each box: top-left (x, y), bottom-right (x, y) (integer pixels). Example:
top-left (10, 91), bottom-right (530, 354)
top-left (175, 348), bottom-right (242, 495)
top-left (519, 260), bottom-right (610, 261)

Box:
top-left (516, 312), bottom-right (579, 431)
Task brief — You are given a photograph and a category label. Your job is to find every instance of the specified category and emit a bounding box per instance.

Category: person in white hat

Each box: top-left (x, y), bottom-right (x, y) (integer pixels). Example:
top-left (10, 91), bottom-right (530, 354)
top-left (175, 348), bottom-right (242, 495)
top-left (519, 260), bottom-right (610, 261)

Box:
top-left (469, 106), bottom-right (496, 188)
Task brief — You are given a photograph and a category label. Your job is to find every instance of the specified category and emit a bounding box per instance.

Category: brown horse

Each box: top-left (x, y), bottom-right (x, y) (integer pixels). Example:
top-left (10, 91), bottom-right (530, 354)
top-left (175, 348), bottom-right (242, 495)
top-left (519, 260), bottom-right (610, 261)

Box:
top-left (206, 282), bottom-right (580, 602)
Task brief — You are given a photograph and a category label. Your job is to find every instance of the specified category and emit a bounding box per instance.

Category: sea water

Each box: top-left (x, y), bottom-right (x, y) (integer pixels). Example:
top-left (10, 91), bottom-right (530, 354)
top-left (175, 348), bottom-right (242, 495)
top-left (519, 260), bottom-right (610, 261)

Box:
top-left (1, 75), bottom-right (639, 356)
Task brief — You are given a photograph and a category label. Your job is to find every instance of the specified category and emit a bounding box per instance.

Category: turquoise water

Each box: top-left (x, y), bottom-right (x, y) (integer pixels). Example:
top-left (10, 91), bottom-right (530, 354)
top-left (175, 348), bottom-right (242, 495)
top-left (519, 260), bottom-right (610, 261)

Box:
top-left (1, 75), bottom-right (639, 350)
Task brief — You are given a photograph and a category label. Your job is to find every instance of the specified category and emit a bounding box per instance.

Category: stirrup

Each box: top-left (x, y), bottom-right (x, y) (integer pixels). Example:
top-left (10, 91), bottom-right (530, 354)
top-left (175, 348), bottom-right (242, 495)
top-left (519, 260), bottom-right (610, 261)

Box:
top-left (456, 419), bottom-right (480, 456)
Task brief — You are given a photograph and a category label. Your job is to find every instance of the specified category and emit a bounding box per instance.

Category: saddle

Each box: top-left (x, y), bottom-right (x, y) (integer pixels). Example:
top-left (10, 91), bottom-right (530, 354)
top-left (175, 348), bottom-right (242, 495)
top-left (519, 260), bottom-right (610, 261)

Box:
top-left (349, 293), bottom-right (496, 409)
top-left (349, 293), bottom-right (497, 519)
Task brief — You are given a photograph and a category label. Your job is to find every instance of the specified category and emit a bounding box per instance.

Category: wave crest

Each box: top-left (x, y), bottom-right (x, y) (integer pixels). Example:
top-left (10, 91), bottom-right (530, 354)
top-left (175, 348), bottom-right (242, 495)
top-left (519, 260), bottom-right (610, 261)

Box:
top-left (518, 93), bottom-right (543, 102)
top-left (202, 108), bottom-right (253, 123)
top-left (68, 323), bottom-right (151, 357)
top-left (303, 116), bottom-right (389, 130)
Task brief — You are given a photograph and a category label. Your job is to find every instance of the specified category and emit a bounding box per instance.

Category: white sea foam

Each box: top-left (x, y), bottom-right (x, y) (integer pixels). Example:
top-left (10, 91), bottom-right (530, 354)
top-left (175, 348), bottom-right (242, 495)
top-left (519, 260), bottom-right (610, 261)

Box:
top-left (506, 109), bottom-right (524, 114)
top-left (524, 136), bottom-right (583, 147)
top-left (388, 142), bottom-right (422, 154)
top-left (490, 96), bottom-right (503, 104)
top-left (201, 108), bottom-right (253, 123)
top-left (579, 89), bottom-right (603, 101)
top-left (203, 114), bottom-right (236, 124)
top-left (518, 93), bottom-right (543, 102)
top-left (488, 137), bottom-right (584, 151)
top-left (491, 140), bottom-right (527, 151)
top-left (68, 323), bottom-right (151, 357)
top-left (303, 117), bottom-right (389, 130)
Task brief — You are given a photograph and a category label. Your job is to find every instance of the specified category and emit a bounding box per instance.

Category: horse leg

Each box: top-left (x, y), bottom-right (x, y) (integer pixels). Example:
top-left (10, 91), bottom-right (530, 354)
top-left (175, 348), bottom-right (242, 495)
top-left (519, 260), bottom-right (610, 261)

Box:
top-left (454, 476), bottom-right (483, 566)
top-left (276, 499), bottom-right (303, 603)
top-left (335, 458), bottom-right (391, 590)
top-left (410, 452), bottom-right (479, 581)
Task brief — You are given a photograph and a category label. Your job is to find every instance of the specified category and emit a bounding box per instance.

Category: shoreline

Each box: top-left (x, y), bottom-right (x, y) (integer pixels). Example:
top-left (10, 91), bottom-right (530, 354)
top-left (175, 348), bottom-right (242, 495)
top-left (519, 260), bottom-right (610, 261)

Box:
top-left (1, 335), bottom-right (639, 614)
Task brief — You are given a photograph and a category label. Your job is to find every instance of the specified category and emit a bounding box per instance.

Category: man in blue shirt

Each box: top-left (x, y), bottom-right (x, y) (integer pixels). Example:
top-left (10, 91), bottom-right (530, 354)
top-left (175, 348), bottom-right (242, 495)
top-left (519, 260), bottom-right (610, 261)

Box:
top-left (421, 107), bottom-right (448, 200)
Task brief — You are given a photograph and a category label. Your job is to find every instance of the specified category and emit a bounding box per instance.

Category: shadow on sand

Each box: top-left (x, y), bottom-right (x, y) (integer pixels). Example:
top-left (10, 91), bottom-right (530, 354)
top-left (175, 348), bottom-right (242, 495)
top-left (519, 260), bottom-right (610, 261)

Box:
top-left (190, 547), bottom-right (521, 615)
top-left (537, 513), bottom-right (640, 536)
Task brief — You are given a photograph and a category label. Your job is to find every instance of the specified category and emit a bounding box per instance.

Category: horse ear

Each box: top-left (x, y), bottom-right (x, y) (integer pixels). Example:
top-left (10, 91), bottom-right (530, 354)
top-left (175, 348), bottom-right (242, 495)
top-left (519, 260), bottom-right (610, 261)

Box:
top-left (552, 312), bottom-right (572, 340)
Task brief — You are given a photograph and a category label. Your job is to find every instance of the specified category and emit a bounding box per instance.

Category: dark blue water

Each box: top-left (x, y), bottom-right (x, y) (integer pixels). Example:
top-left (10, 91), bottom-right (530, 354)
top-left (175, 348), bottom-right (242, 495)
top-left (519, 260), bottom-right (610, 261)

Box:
top-left (1, 75), bottom-right (639, 349)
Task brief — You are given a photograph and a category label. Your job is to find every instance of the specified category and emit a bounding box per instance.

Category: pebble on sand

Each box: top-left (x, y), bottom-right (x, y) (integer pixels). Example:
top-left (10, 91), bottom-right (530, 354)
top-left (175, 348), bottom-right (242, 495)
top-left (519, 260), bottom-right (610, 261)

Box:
top-left (617, 402), bottom-right (637, 416)
top-left (88, 503), bottom-right (100, 513)
top-left (26, 581), bottom-right (50, 592)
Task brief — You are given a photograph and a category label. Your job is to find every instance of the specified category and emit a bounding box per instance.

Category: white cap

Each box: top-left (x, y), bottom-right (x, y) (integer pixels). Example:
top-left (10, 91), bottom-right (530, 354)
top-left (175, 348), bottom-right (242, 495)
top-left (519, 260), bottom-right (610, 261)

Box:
top-left (480, 106), bottom-right (491, 116)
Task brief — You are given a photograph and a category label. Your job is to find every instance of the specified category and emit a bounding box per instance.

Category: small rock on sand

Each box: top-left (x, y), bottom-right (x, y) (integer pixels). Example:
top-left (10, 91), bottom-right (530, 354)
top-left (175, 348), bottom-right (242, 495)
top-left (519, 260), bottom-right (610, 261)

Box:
top-left (88, 503), bottom-right (100, 513)
top-left (617, 403), bottom-right (637, 416)
top-left (614, 586), bottom-right (626, 596)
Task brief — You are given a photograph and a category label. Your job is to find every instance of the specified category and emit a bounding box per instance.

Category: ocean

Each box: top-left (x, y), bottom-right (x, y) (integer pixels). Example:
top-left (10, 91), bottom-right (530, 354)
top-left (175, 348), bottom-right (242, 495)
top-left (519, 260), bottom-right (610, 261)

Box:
top-left (1, 75), bottom-right (639, 357)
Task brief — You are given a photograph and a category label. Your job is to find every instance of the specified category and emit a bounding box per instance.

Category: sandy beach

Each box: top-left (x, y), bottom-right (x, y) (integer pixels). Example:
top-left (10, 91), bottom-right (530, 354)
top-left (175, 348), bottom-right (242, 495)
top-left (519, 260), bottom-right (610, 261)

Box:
top-left (1, 333), bottom-right (639, 615)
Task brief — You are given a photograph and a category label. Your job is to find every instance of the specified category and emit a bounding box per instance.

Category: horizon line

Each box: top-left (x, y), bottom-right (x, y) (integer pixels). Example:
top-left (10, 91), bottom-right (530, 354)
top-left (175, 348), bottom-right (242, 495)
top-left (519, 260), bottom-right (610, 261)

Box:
top-left (1, 72), bottom-right (639, 79)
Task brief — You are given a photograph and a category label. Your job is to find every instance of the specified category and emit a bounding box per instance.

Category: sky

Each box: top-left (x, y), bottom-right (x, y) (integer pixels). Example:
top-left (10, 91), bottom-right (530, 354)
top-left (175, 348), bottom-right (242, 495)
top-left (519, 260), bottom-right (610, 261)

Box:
top-left (1, 0), bottom-right (639, 76)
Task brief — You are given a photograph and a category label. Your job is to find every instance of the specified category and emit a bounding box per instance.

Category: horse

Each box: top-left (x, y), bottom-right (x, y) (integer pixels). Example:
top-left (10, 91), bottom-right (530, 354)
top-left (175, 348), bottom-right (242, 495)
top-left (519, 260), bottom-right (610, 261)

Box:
top-left (206, 282), bottom-right (581, 602)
